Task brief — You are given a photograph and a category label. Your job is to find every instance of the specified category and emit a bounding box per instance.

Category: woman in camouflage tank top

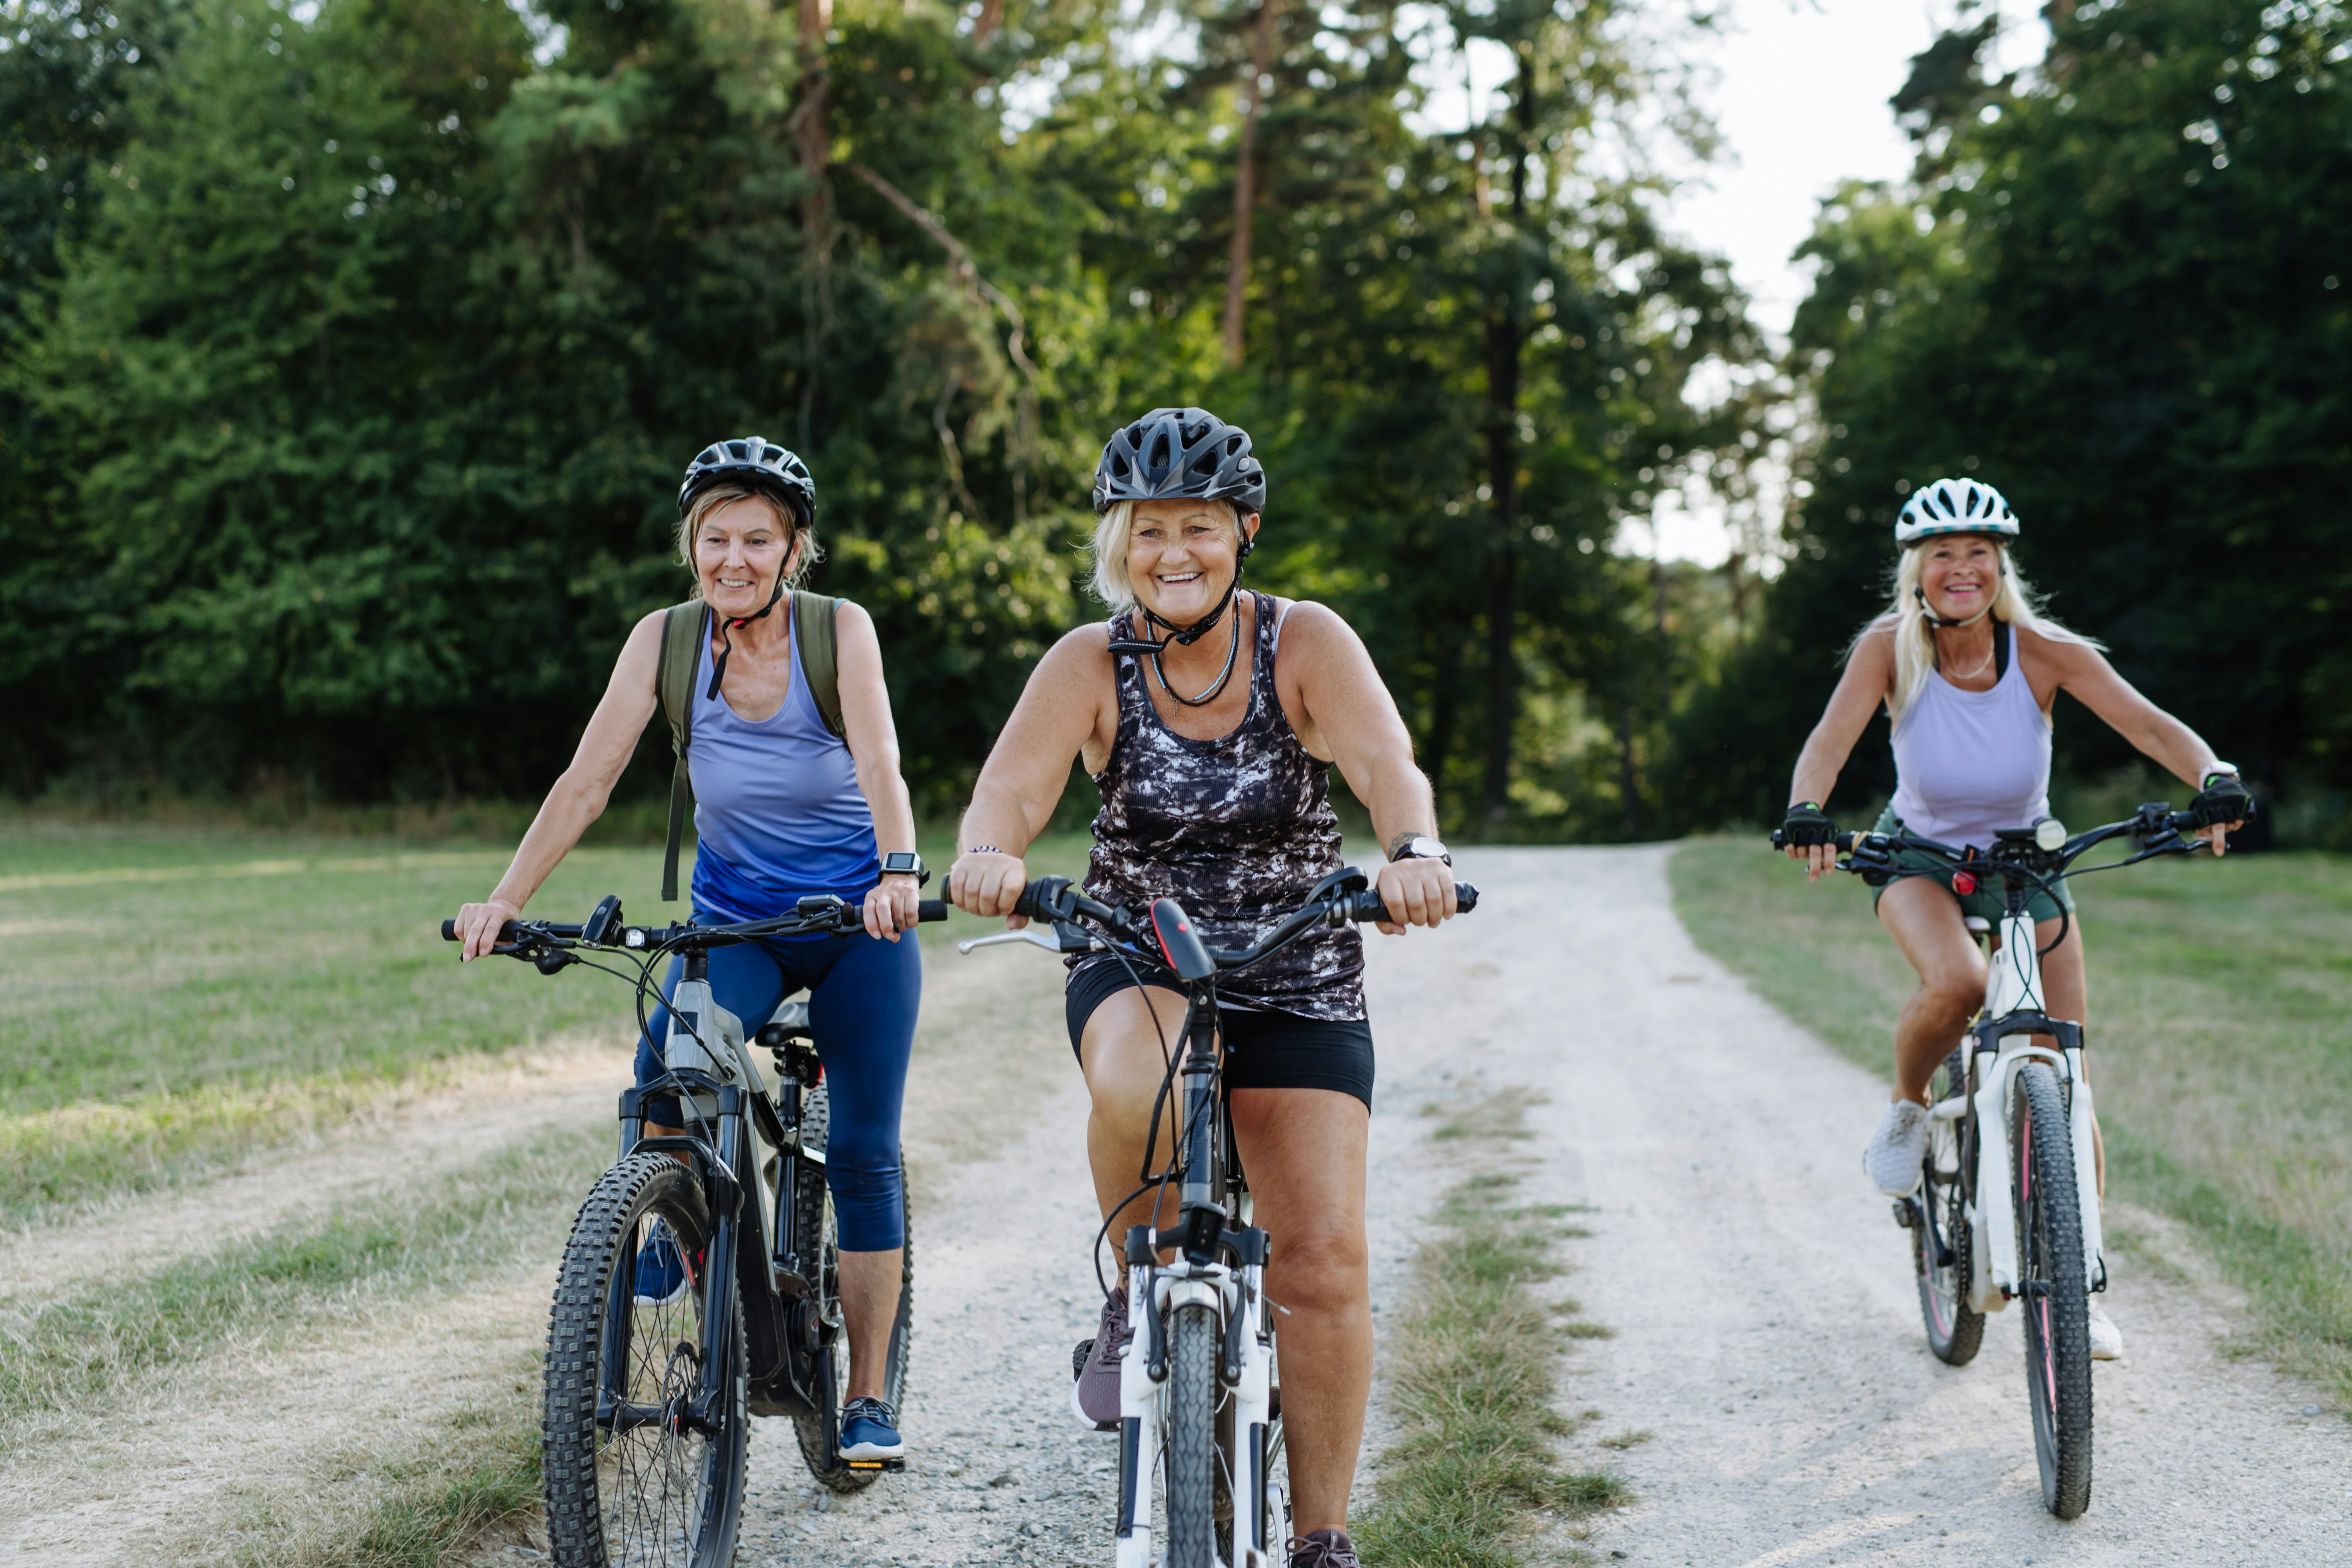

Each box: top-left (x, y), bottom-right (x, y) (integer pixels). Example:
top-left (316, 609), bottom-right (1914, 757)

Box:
top-left (1080, 586), bottom-right (1363, 1019)
top-left (949, 409), bottom-right (1461, 1567)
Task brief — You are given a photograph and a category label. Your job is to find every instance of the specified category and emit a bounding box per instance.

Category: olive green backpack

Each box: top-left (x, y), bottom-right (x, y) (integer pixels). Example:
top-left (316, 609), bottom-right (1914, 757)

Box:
top-left (654, 590), bottom-right (847, 901)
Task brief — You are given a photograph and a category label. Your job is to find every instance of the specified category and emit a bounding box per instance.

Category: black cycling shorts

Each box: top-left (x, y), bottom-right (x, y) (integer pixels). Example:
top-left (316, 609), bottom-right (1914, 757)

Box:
top-left (1063, 959), bottom-right (1375, 1109)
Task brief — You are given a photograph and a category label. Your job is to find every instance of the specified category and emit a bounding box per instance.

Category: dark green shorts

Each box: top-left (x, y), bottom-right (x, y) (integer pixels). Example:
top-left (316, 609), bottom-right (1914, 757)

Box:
top-left (1868, 807), bottom-right (2075, 924)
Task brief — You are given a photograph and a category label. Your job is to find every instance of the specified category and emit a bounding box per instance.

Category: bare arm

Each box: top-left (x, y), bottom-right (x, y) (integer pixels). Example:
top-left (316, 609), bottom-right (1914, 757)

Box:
top-left (2032, 630), bottom-right (2237, 853)
top-left (835, 601), bottom-right (923, 940)
top-left (949, 626), bottom-right (1116, 921)
top-left (1783, 629), bottom-right (1893, 880)
top-left (456, 611), bottom-right (663, 959)
top-left (1281, 603), bottom-right (1456, 933)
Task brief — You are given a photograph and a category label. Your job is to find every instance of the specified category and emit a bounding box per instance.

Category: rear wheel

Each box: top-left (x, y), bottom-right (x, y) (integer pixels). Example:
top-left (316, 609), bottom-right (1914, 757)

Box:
top-left (2013, 1061), bottom-right (2094, 1519)
top-left (1916, 1050), bottom-right (1985, 1365)
top-left (792, 1083), bottom-right (915, 1493)
top-left (1164, 1302), bottom-right (1219, 1568)
top-left (542, 1152), bottom-right (746, 1568)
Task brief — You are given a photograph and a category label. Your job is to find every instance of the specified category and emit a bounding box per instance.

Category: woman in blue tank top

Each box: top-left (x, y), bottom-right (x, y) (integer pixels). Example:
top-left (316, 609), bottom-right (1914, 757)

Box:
top-left (451, 438), bottom-right (925, 1462)
top-left (1777, 477), bottom-right (2251, 1362)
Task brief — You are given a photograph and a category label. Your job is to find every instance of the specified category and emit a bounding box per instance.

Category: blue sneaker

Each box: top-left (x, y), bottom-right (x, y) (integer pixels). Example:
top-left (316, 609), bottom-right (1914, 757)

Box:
top-left (632, 1220), bottom-right (691, 1308)
top-left (840, 1397), bottom-right (905, 1462)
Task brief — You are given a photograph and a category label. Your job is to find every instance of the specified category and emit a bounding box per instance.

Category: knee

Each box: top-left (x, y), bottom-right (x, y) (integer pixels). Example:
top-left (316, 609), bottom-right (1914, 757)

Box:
top-left (1920, 975), bottom-right (1981, 1020)
top-left (1269, 1223), bottom-right (1368, 1313)
top-left (823, 1124), bottom-right (902, 1186)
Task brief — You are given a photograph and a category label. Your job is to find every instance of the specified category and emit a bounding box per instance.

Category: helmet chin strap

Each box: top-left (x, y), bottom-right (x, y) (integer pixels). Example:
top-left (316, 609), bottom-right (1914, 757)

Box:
top-left (1915, 585), bottom-right (1993, 631)
top-left (705, 565), bottom-right (791, 700)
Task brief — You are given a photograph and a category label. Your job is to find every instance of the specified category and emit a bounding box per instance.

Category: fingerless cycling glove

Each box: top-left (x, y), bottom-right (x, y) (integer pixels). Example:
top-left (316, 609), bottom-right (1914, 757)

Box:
top-left (1781, 801), bottom-right (1837, 848)
top-left (2189, 774), bottom-right (2254, 829)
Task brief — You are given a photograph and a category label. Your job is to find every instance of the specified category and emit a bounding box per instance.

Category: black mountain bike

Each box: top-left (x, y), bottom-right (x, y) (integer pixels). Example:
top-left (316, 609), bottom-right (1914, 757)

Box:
top-left (444, 891), bottom-right (944, 1567)
top-left (960, 866), bottom-right (1478, 1568)
top-left (1776, 800), bottom-right (2225, 1519)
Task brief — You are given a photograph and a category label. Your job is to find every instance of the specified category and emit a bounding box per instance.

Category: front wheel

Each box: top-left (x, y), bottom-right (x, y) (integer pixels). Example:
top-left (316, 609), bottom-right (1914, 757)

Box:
top-left (2013, 1061), bottom-right (2094, 1519)
top-left (542, 1152), bottom-right (747, 1568)
top-left (1164, 1302), bottom-right (1220, 1568)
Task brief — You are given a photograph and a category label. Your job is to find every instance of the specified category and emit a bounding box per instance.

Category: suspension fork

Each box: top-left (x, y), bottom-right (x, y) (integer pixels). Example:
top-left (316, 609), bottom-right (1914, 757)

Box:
top-left (694, 1087), bottom-right (747, 1426)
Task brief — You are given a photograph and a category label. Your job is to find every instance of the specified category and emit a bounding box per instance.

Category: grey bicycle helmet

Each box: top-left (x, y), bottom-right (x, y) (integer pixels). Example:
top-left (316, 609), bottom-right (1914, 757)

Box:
top-left (1092, 407), bottom-right (1267, 517)
top-left (678, 436), bottom-right (817, 524)
top-left (1895, 477), bottom-right (2018, 544)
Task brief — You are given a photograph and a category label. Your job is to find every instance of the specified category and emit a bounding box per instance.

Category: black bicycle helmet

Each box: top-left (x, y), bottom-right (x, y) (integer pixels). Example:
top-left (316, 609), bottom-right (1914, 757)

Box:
top-left (677, 436), bottom-right (817, 525)
top-left (1091, 407), bottom-right (1266, 517)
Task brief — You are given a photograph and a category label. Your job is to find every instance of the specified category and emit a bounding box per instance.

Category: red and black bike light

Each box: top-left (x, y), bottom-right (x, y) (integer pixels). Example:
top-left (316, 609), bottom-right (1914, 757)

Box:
top-left (1149, 897), bottom-right (1218, 980)
top-left (1952, 871), bottom-right (1979, 897)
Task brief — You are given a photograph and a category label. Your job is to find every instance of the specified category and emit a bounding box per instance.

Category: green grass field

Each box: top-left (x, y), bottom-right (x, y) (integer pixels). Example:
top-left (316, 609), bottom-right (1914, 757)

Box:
top-left (1671, 837), bottom-right (2352, 1403)
top-left (0, 815), bottom-right (1088, 1222)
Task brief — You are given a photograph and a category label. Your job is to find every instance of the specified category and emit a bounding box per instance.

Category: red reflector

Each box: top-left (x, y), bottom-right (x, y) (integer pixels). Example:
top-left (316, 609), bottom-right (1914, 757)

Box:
top-left (1952, 871), bottom-right (1978, 896)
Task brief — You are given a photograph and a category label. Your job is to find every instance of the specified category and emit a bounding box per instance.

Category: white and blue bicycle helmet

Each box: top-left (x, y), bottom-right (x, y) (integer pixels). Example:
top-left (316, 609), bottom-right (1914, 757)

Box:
top-left (1895, 477), bottom-right (2018, 544)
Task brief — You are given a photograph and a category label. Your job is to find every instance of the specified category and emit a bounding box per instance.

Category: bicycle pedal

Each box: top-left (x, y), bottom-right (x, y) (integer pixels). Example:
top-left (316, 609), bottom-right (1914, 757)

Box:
top-left (845, 1458), bottom-right (906, 1472)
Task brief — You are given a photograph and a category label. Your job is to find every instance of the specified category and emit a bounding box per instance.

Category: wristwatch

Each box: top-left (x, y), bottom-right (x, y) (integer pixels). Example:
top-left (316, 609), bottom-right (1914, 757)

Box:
top-left (880, 851), bottom-right (930, 886)
top-left (1389, 835), bottom-right (1452, 866)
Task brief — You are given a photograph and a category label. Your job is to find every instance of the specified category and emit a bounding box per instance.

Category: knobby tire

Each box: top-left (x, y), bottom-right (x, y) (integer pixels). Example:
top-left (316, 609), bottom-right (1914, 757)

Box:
top-left (1165, 1302), bottom-right (1220, 1568)
top-left (2013, 1061), bottom-right (2094, 1519)
top-left (542, 1152), bottom-right (747, 1568)
top-left (1916, 1050), bottom-right (1985, 1365)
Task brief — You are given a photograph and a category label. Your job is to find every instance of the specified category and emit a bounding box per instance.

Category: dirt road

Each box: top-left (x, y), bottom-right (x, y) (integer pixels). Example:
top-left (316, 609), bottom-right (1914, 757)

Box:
top-left (5, 846), bottom-right (2345, 1566)
top-left (1385, 847), bottom-right (2352, 1568)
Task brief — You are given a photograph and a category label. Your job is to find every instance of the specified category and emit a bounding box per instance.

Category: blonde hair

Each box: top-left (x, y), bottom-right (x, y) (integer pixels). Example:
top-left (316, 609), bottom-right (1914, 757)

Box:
top-left (1853, 538), bottom-right (2099, 723)
top-left (1087, 498), bottom-right (1249, 609)
top-left (676, 484), bottom-right (822, 599)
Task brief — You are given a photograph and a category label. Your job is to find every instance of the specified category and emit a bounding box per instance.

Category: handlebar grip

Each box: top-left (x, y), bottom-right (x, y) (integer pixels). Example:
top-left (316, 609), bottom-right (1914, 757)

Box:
top-left (1770, 830), bottom-right (1857, 853)
top-left (442, 918), bottom-right (520, 944)
top-left (1349, 880), bottom-right (1480, 923)
top-left (918, 899), bottom-right (948, 923)
top-left (440, 919), bottom-right (458, 942)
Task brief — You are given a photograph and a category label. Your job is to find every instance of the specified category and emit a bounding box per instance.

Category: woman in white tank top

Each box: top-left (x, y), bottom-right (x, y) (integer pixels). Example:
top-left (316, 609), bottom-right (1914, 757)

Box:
top-left (1777, 478), bottom-right (2250, 1361)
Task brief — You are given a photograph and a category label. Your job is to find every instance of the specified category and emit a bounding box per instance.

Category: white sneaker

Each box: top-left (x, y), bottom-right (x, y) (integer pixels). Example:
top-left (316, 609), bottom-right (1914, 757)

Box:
top-left (2086, 1300), bottom-right (2124, 1361)
top-left (1863, 1100), bottom-right (1931, 1196)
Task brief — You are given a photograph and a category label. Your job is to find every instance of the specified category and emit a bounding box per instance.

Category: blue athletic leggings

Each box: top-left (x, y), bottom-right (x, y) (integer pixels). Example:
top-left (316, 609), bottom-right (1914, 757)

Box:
top-left (634, 923), bottom-right (921, 1251)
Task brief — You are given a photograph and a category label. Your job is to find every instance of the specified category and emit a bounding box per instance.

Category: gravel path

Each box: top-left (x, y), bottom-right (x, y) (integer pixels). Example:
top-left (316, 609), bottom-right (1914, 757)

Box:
top-left (9, 848), bottom-right (2345, 1567)
top-left (1416, 846), bottom-right (2352, 1568)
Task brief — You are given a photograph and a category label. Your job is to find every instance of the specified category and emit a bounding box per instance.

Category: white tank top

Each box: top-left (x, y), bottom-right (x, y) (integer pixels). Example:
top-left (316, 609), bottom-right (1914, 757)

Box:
top-left (1888, 625), bottom-right (2051, 851)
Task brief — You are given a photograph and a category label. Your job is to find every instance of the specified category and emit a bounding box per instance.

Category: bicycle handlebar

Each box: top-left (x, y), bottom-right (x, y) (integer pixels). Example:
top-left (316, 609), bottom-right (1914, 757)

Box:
top-left (1769, 801), bottom-right (2211, 883)
top-left (443, 897), bottom-right (949, 952)
top-left (1000, 869), bottom-right (1479, 973)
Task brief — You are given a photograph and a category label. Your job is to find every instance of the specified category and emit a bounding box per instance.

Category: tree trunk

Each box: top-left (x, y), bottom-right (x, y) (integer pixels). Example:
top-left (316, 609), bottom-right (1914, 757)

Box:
top-left (1221, 0), bottom-right (1279, 367)
top-left (1478, 48), bottom-right (1535, 826)
top-left (973, 0), bottom-right (1004, 45)
top-left (796, 0), bottom-right (833, 445)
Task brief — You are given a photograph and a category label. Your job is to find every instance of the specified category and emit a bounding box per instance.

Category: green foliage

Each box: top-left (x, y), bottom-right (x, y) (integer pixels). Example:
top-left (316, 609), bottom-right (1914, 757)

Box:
top-left (0, 0), bottom-right (1757, 836)
top-left (1675, 0), bottom-right (2352, 831)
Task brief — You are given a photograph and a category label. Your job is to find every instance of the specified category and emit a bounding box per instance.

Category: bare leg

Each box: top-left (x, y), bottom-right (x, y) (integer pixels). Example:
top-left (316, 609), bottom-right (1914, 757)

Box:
top-left (1876, 878), bottom-right (1989, 1105)
top-left (838, 1248), bottom-right (905, 1402)
top-left (1078, 985), bottom-right (1195, 1243)
top-left (1230, 1087), bottom-right (1371, 1539)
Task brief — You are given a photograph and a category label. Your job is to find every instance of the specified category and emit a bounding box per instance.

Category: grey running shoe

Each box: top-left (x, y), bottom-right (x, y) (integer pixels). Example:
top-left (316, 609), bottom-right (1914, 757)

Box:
top-left (1863, 1099), bottom-right (1931, 1196)
top-left (1289, 1529), bottom-right (1361, 1568)
top-left (1071, 1287), bottom-right (1131, 1430)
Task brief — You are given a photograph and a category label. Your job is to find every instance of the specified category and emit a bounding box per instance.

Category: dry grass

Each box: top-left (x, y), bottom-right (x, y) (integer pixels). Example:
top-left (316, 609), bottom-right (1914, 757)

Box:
top-left (1353, 1094), bottom-right (1628, 1568)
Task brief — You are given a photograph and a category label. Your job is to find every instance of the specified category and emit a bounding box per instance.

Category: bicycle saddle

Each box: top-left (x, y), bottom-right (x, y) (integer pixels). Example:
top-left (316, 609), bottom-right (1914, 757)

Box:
top-left (756, 999), bottom-right (813, 1045)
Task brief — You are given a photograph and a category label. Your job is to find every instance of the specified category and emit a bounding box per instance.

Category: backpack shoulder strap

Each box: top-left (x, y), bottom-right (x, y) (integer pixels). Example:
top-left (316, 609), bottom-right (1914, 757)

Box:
top-left (654, 602), bottom-right (709, 902)
top-left (792, 590), bottom-right (848, 741)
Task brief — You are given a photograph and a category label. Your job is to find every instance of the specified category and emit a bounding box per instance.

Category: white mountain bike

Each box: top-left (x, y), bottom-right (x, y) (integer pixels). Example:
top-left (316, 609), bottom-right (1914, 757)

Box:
top-left (1778, 802), bottom-right (2221, 1520)
top-left (960, 868), bottom-right (1479, 1568)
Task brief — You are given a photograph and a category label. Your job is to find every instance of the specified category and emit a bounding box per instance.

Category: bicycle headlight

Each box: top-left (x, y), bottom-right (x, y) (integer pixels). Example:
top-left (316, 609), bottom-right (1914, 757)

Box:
top-left (2033, 817), bottom-right (2068, 853)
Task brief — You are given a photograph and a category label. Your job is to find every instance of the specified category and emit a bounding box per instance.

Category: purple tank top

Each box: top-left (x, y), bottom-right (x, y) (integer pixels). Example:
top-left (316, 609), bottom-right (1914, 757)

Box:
top-left (1889, 625), bottom-right (2051, 851)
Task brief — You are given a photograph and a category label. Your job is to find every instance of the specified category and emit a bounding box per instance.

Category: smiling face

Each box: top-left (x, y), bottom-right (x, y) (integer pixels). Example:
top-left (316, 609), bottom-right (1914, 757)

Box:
top-left (1916, 532), bottom-right (2004, 622)
top-left (693, 495), bottom-right (800, 619)
top-left (1126, 499), bottom-right (1258, 624)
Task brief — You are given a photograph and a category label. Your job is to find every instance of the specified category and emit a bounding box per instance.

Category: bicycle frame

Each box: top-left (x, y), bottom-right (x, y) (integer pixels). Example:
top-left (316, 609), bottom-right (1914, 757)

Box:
top-left (1110, 977), bottom-right (1281, 1568)
top-left (1942, 904), bottom-right (2104, 1312)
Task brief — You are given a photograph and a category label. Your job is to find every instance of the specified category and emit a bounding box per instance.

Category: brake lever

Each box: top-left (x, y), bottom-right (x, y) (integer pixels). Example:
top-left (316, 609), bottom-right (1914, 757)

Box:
top-left (958, 928), bottom-right (1064, 956)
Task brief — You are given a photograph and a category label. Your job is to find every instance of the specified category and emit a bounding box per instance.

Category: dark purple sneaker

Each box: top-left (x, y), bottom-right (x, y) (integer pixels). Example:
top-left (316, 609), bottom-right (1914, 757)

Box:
top-left (1071, 1287), bottom-right (1130, 1429)
top-left (1289, 1529), bottom-right (1361, 1568)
